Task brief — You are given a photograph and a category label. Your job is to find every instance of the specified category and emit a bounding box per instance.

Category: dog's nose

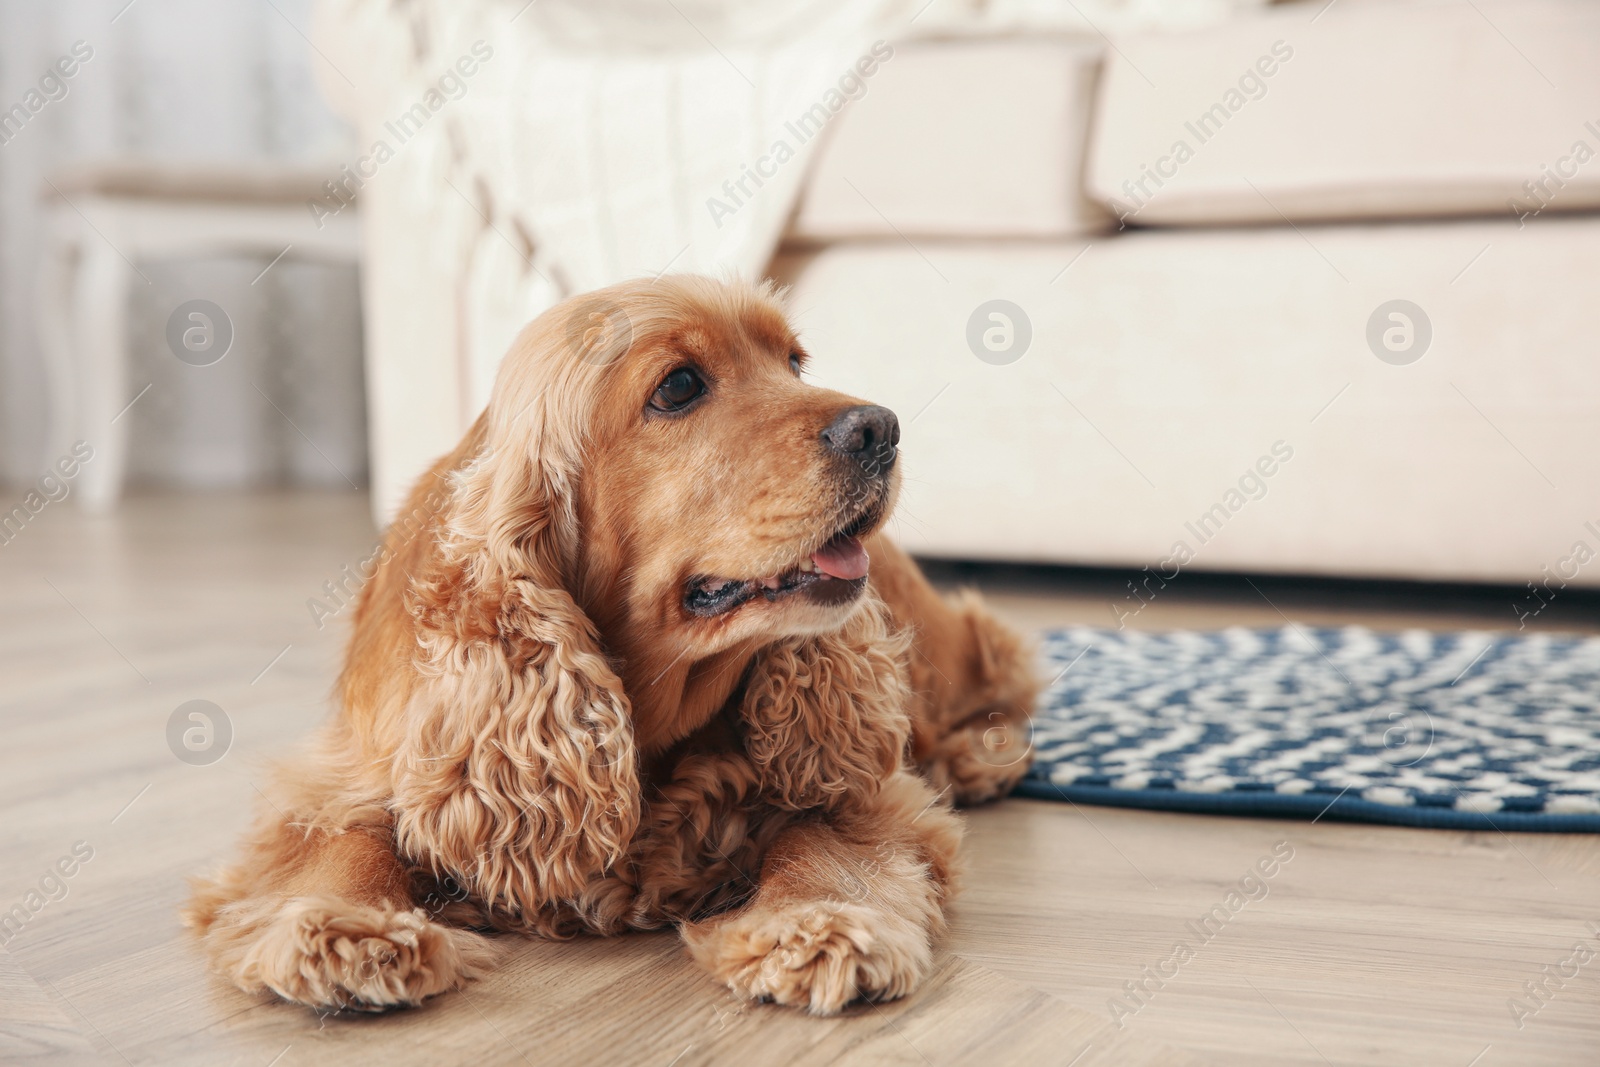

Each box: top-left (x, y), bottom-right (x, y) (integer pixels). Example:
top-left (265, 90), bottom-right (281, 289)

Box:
top-left (821, 405), bottom-right (899, 463)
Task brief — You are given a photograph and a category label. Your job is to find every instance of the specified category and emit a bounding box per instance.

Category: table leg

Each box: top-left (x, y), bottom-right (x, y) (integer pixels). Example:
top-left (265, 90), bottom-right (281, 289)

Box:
top-left (74, 242), bottom-right (134, 512)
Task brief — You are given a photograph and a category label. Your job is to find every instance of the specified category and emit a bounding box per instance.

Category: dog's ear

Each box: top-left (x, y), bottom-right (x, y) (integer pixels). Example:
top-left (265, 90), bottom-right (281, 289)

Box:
top-left (740, 595), bottom-right (912, 811)
top-left (389, 416), bottom-right (639, 916)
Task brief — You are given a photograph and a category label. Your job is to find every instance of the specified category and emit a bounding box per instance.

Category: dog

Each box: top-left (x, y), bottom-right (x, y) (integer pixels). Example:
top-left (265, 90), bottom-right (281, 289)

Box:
top-left (184, 275), bottom-right (1039, 1015)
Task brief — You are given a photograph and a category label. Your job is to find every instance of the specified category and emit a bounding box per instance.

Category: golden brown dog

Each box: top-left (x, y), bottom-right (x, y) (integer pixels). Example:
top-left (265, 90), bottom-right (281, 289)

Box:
top-left (185, 275), bottom-right (1038, 1015)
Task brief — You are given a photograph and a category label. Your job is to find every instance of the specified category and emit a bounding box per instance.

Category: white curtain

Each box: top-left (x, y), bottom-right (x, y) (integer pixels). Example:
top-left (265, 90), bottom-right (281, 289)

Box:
top-left (0, 0), bottom-right (364, 489)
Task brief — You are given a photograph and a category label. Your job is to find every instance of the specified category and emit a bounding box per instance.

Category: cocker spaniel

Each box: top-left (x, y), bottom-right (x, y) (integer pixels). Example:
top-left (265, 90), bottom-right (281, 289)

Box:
top-left (185, 275), bottom-right (1039, 1015)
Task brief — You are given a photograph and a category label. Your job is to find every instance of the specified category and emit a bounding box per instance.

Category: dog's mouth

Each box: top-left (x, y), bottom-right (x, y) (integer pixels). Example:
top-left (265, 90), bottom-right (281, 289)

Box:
top-left (683, 507), bottom-right (881, 618)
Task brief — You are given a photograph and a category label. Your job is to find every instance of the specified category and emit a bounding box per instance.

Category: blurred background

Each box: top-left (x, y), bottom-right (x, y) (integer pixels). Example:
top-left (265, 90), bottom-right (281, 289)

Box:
top-left (2, 0), bottom-right (1596, 606)
top-left (0, 0), bottom-right (365, 495)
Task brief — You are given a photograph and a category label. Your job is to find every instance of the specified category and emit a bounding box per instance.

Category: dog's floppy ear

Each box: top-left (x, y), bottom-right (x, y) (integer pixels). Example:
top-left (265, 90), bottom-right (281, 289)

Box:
top-left (389, 393), bottom-right (639, 918)
top-left (740, 595), bottom-right (912, 811)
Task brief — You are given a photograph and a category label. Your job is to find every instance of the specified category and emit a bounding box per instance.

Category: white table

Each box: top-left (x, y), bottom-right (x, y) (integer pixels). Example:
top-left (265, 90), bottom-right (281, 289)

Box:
top-left (38, 162), bottom-right (362, 511)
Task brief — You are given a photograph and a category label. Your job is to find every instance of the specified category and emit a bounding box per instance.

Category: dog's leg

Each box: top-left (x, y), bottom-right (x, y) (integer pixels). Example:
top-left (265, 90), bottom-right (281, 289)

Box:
top-left (867, 534), bottom-right (1041, 804)
top-left (184, 783), bottom-right (493, 1012)
top-left (681, 772), bottom-right (962, 1014)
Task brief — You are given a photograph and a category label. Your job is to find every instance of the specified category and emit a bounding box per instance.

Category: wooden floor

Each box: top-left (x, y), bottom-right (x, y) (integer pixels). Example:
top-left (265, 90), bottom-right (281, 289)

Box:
top-left (3, 491), bottom-right (1598, 1066)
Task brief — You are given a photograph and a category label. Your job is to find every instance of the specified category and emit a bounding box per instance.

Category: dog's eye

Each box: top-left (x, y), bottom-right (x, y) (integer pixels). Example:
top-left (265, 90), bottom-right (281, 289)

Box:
top-left (789, 353), bottom-right (803, 376)
top-left (649, 368), bottom-right (705, 413)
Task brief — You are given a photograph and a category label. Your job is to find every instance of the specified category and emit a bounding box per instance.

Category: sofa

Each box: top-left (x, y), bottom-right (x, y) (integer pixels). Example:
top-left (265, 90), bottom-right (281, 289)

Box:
top-left (318, 0), bottom-right (1600, 591)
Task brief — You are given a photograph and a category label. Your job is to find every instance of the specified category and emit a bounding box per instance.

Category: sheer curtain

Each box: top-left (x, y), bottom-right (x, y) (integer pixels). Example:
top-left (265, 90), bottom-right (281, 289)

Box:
top-left (0, 0), bottom-right (365, 489)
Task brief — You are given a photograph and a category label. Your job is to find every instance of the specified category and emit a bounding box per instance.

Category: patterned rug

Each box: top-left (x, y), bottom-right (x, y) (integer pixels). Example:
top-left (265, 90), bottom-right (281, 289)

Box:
top-left (1017, 627), bottom-right (1600, 831)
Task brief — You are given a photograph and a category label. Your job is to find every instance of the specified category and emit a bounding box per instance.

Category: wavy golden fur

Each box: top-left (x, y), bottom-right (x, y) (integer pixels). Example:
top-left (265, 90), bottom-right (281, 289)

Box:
top-left (184, 275), bottom-right (1039, 1015)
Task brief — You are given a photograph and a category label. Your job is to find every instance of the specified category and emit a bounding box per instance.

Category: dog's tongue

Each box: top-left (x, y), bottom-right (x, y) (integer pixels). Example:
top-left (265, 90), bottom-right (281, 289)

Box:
top-left (811, 534), bottom-right (869, 581)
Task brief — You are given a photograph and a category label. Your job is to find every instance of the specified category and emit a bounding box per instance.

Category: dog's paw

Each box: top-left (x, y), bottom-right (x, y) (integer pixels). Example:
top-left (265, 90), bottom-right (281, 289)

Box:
top-left (683, 901), bottom-right (931, 1015)
top-left (921, 711), bottom-right (1033, 806)
top-left (229, 896), bottom-right (495, 1012)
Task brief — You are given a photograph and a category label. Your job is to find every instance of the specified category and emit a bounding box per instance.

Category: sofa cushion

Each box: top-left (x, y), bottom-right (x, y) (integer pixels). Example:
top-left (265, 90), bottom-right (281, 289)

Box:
top-left (791, 37), bottom-right (1109, 239)
top-left (1086, 0), bottom-right (1600, 225)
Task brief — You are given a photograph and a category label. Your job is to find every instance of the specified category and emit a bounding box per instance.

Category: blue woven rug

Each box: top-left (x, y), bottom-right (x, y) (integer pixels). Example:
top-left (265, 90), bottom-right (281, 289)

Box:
top-left (1017, 627), bottom-right (1600, 832)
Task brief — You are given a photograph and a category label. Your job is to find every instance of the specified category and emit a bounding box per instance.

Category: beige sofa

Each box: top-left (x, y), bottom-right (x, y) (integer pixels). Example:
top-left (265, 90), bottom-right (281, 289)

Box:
top-left (779, 0), bottom-right (1600, 589)
top-left (321, 0), bottom-right (1600, 590)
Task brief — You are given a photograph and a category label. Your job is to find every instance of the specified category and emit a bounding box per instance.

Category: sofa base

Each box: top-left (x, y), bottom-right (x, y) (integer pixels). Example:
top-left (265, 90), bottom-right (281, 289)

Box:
top-left (772, 215), bottom-right (1600, 589)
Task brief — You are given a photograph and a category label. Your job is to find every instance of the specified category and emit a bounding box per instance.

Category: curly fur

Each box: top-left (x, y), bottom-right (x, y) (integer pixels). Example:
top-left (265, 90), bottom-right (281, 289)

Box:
top-left (185, 276), bottom-right (1036, 1016)
top-left (741, 598), bottom-right (911, 811)
top-left (392, 571), bottom-right (639, 916)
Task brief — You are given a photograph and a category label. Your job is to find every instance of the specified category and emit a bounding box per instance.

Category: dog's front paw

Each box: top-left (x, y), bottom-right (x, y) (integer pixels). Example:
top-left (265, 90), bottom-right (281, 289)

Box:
top-left (683, 901), bottom-right (931, 1015)
top-left (227, 896), bottom-right (494, 1012)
